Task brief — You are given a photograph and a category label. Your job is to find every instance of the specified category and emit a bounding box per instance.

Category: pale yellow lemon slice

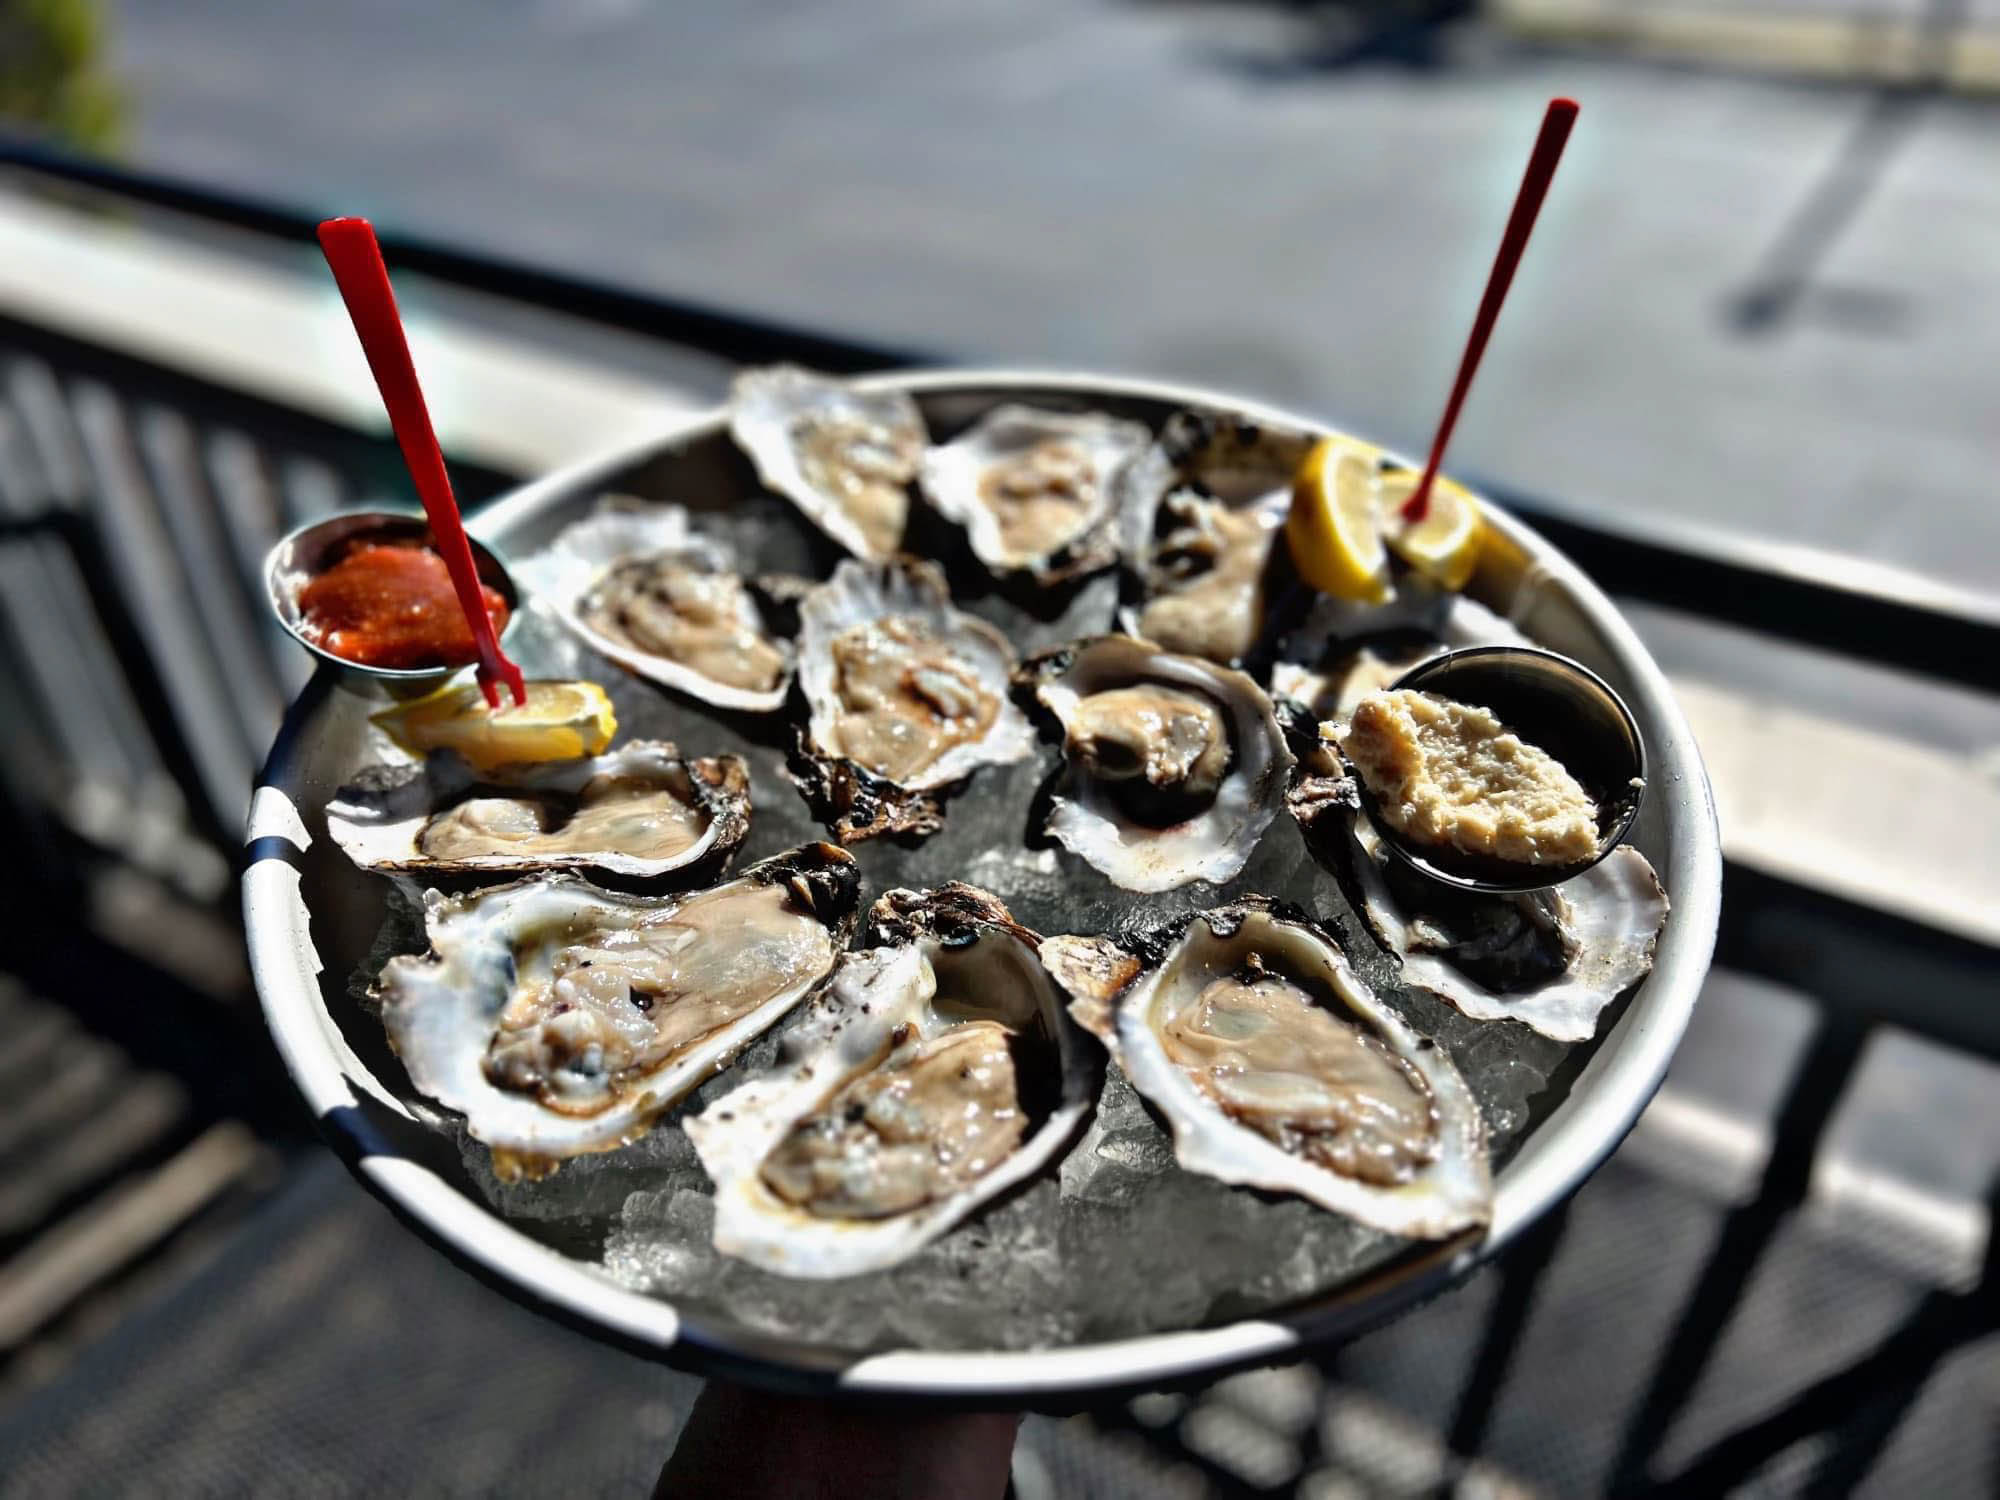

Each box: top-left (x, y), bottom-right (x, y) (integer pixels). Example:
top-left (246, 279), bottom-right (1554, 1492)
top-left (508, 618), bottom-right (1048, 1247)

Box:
top-left (1286, 437), bottom-right (1391, 603)
top-left (373, 679), bottom-right (617, 772)
top-left (1379, 468), bottom-right (1485, 592)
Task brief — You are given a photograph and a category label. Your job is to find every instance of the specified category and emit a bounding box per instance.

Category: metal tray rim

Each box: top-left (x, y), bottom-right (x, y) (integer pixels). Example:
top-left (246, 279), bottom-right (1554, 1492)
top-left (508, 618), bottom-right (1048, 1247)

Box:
top-left (243, 367), bottom-right (1721, 1400)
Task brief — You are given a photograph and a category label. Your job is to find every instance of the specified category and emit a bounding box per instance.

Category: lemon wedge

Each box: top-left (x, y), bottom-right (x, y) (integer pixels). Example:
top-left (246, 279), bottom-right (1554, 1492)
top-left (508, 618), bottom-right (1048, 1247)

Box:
top-left (373, 679), bottom-right (618, 771)
top-left (1286, 437), bottom-right (1391, 602)
top-left (1379, 468), bottom-right (1485, 591)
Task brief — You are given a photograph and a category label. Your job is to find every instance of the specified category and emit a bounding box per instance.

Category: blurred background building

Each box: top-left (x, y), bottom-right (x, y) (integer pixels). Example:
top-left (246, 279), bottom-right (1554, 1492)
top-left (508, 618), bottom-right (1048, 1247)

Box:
top-left (0, 2), bottom-right (1994, 1495)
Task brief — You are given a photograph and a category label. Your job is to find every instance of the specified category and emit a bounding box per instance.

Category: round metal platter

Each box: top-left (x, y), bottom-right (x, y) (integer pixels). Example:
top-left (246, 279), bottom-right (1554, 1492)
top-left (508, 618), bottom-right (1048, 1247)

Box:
top-left (242, 371), bottom-right (1721, 1403)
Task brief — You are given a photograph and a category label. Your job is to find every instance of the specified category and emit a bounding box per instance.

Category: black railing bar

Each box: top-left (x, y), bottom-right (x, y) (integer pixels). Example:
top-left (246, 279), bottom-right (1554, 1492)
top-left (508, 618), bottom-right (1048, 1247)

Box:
top-left (8, 138), bottom-right (2000, 688)
top-left (134, 406), bottom-right (285, 759)
top-left (1082, 1401), bottom-right (1296, 1499)
top-left (1604, 1018), bottom-right (1872, 1493)
top-left (1716, 864), bottom-right (2000, 1057)
top-left (0, 141), bottom-right (923, 376)
top-left (0, 511), bottom-right (232, 852)
top-left (1438, 1198), bottom-right (1573, 1487)
top-left (5, 357), bottom-right (86, 508)
top-left (0, 313), bottom-right (520, 510)
top-left (0, 410), bottom-right (157, 789)
top-left (72, 378), bottom-right (259, 826)
top-left (1629, 1175), bottom-right (1998, 1499)
top-left (0, 540), bottom-right (149, 790)
top-left (1481, 479), bottom-right (2000, 697)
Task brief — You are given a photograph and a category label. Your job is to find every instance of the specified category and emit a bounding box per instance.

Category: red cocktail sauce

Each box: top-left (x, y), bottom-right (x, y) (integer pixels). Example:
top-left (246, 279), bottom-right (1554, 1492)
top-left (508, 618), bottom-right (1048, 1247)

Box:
top-left (297, 539), bottom-right (510, 671)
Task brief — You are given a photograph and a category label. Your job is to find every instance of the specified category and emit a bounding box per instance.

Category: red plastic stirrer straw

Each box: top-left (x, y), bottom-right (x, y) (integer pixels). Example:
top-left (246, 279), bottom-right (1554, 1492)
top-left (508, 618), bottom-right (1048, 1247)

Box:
top-left (1402, 97), bottom-right (1579, 524)
top-left (315, 217), bottom-right (525, 707)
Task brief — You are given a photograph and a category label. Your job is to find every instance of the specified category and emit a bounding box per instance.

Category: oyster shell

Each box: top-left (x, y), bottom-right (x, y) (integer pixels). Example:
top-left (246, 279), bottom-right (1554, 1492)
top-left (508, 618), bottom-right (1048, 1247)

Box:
top-left (1112, 410), bottom-right (1314, 665)
top-left (1023, 635), bottom-right (1294, 892)
top-left (792, 557), bottom-right (1035, 842)
top-left (515, 502), bottom-right (793, 713)
top-left (688, 884), bottom-right (1096, 1278)
top-left (918, 404), bottom-right (1149, 584)
top-left (1114, 409), bottom-right (1316, 562)
top-left (1272, 585), bottom-right (1532, 727)
top-left (374, 843), bottom-right (861, 1174)
top-left (1330, 805), bottom-right (1667, 1042)
top-left (1043, 901), bottom-right (1491, 1237)
top-left (730, 366), bottom-right (927, 561)
top-left (325, 742), bottom-right (751, 882)
top-left (1126, 491), bottom-right (1287, 666)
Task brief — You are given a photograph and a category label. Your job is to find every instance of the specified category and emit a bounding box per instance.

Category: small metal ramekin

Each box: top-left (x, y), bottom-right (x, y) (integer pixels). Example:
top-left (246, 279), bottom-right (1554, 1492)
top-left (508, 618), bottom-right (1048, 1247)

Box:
top-left (264, 510), bottom-right (520, 700)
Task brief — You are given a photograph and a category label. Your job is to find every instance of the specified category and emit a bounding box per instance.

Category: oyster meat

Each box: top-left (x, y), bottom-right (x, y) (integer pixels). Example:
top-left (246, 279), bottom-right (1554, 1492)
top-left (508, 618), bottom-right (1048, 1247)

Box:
top-left (1043, 901), bottom-right (1491, 1237)
top-left (688, 884), bottom-right (1096, 1277)
top-left (918, 404), bottom-right (1150, 584)
top-left (516, 503), bottom-right (793, 713)
top-left (1024, 635), bottom-right (1295, 892)
top-left (793, 557), bottom-right (1035, 841)
top-left (375, 843), bottom-right (861, 1174)
top-left (325, 742), bottom-right (751, 882)
top-left (731, 366), bottom-right (927, 561)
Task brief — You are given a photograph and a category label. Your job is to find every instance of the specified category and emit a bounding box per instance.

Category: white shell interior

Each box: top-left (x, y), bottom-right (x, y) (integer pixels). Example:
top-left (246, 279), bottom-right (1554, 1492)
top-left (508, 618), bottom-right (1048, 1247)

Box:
top-left (729, 365), bottom-right (927, 561)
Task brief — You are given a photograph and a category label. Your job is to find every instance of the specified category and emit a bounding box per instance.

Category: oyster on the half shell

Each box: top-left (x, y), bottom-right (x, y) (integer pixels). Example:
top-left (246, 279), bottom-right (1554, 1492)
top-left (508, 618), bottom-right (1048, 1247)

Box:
top-left (792, 556), bottom-right (1036, 842)
top-left (687, 884), bottom-right (1097, 1278)
top-left (1022, 635), bottom-right (1295, 892)
top-left (325, 742), bottom-right (751, 882)
top-left (1043, 900), bottom-right (1491, 1237)
top-left (515, 502), bottom-right (793, 713)
top-left (374, 843), bottom-right (860, 1178)
top-left (918, 404), bottom-right (1150, 585)
top-left (1113, 410), bottom-right (1316, 665)
top-left (730, 366), bottom-right (927, 561)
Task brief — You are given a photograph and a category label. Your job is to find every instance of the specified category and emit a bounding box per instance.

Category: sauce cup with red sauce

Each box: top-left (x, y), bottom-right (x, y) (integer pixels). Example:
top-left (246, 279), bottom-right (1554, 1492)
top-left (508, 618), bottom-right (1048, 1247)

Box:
top-left (265, 510), bottom-right (521, 699)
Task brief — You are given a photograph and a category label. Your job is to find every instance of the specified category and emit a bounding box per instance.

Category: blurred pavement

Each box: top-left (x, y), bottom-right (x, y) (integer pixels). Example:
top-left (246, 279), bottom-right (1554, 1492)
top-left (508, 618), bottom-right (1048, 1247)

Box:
top-left (107, 0), bottom-right (2000, 590)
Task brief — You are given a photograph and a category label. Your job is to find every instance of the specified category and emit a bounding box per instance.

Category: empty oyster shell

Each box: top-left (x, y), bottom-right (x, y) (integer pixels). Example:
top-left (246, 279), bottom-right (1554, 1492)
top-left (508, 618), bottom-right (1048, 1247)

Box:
top-left (688, 884), bottom-right (1096, 1278)
top-left (1022, 635), bottom-right (1295, 892)
top-left (792, 556), bottom-right (1035, 842)
top-left (374, 843), bottom-right (861, 1175)
top-left (1329, 805), bottom-right (1668, 1042)
top-left (730, 366), bottom-right (927, 561)
top-left (325, 742), bottom-right (750, 882)
top-left (1043, 900), bottom-right (1491, 1237)
top-left (918, 404), bottom-right (1150, 584)
top-left (515, 502), bottom-right (793, 713)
